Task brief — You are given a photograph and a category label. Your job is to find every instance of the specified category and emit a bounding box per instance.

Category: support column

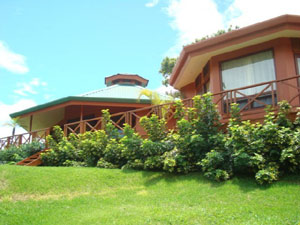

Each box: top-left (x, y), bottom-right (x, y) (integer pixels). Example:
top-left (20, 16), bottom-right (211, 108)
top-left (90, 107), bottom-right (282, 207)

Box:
top-left (29, 115), bottom-right (33, 132)
top-left (274, 38), bottom-right (298, 106)
top-left (80, 105), bottom-right (83, 121)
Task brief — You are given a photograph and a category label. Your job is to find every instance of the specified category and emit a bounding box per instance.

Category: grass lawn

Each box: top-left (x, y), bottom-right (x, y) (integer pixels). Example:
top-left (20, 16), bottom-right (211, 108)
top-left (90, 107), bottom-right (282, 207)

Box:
top-left (0, 165), bottom-right (299, 225)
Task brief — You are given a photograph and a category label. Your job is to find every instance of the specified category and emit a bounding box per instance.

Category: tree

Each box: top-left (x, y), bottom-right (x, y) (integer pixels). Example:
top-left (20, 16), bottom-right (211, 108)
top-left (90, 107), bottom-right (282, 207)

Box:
top-left (4, 117), bottom-right (20, 137)
top-left (159, 26), bottom-right (239, 87)
top-left (138, 89), bottom-right (174, 117)
top-left (192, 25), bottom-right (240, 44)
top-left (159, 57), bottom-right (177, 87)
top-left (138, 89), bottom-right (173, 106)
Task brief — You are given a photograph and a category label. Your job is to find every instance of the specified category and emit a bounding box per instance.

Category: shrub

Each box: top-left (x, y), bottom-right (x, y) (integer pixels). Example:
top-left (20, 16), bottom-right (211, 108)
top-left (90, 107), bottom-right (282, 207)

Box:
top-left (63, 160), bottom-right (86, 167)
top-left (200, 150), bottom-right (231, 182)
top-left (0, 141), bottom-right (44, 164)
top-left (122, 159), bottom-right (144, 170)
top-left (140, 114), bottom-right (167, 142)
top-left (102, 109), bottom-right (120, 139)
top-left (97, 158), bottom-right (119, 169)
top-left (103, 139), bottom-right (125, 167)
top-left (163, 93), bottom-right (224, 174)
top-left (255, 163), bottom-right (279, 185)
top-left (163, 148), bottom-right (192, 173)
top-left (41, 126), bottom-right (79, 166)
top-left (78, 130), bottom-right (108, 167)
top-left (280, 130), bottom-right (300, 173)
top-left (36, 96), bottom-right (300, 185)
top-left (0, 146), bottom-right (23, 164)
top-left (120, 124), bottom-right (144, 169)
top-left (144, 156), bottom-right (163, 170)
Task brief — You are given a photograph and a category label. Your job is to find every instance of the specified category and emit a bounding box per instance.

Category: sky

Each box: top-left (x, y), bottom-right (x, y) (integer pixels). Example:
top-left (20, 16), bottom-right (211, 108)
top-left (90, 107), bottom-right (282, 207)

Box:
top-left (1, 0), bottom-right (300, 137)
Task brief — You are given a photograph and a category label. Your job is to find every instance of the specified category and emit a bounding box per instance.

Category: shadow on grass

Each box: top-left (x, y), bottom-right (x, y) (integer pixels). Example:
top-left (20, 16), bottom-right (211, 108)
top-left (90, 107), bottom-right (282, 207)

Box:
top-left (122, 169), bottom-right (225, 187)
top-left (121, 168), bottom-right (300, 192)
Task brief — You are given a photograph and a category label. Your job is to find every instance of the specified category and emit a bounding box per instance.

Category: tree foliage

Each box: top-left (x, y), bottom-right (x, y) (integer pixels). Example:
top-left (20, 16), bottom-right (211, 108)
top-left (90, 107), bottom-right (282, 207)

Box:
top-left (3, 117), bottom-right (20, 137)
top-left (159, 25), bottom-right (239, 87)
top-left (159, 57), bottom-right (177, 87)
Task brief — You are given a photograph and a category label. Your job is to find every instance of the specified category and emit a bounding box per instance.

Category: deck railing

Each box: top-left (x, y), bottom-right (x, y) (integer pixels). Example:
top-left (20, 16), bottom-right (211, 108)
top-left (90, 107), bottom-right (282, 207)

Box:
top-left (213, 75), bottom-right (300, 116)
top-left (0, 128), bottom-right (51, 150)
top-left (1, 76), bottom-right (300, 149)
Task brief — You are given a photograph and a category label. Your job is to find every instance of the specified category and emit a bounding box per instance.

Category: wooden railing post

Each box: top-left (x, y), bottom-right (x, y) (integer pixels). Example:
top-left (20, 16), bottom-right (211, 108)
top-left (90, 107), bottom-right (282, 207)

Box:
top-left (64, 125), bottom-right (67, 136)
top-left (18, 134), bottom-right (22, 146)
top-left (6, 137), bottom-right (10, 149)
top-left (45, 128), bottom-right (51, 148)
top-left (80, 121), bottom-right (86, 134)
top-left (32, 131), bottom-right (37, 142)
top-left (125, 112), bottom-right (131, 127)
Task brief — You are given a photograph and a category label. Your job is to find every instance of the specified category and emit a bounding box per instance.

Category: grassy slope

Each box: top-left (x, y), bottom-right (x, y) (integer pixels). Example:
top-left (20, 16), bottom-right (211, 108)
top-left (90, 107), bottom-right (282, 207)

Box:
top-left (0, 165), bottom-right (299, 225)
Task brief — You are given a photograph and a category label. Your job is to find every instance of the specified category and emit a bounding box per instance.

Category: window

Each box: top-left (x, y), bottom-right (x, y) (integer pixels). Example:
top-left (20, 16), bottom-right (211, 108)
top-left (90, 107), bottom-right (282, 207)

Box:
top-left (221, 50), bottom-right (276, 95)
top-left (221, 50), bottom-right (276, 110)
top-left (296, 55), bottom-right (300, 74)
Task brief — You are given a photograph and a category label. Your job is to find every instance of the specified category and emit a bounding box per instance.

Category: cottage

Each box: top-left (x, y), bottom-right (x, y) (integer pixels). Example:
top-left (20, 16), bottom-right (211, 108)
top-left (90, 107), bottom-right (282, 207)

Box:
top-left (170, 14), bottom-right (300, 122)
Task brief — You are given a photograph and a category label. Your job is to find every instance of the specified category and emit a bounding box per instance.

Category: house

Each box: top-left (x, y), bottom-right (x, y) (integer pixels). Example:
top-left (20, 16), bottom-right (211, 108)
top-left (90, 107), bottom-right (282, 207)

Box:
top-left (170, 14), bottom-right (300, 122)
top-left (7, 74), bottom-right (159, 140)
top-left (2, 14), bottom-right (300, 153)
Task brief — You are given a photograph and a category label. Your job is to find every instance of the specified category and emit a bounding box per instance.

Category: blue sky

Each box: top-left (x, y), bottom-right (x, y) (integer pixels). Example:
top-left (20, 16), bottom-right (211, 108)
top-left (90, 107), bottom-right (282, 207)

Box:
top-left (1, 0), bottom-right (300, 136)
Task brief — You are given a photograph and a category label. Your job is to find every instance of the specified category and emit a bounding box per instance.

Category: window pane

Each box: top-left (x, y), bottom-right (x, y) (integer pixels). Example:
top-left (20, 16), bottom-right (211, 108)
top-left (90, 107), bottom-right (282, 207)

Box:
top-left (297, 57), bottom-right (300, 74)
top-left (221, 51), bottom-right (276, 96)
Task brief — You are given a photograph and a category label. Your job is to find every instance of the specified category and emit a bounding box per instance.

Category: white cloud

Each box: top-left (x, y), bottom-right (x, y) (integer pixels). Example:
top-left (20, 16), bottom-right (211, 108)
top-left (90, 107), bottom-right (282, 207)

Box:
top-left (156, 85), bottom-right (177, 95)
top-left (163, 0), bottom-right (300, 57)
top-left (0, 41), bottom-right (29, 74)
top-left (0, 99), bottom-right (36, 137)
top-left (14, 78), bottom-right (47, 96)
top-left (164, 0), bottom-right (224, 56)
top-left (226, 0), bottom-right (300, 27)
top-left (146, 0), bottom-right (159, 7)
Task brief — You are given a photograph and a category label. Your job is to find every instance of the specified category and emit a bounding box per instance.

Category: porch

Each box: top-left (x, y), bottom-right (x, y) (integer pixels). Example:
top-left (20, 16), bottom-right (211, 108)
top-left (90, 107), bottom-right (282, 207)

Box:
top-left (1, 75), bottom-right (300, 150)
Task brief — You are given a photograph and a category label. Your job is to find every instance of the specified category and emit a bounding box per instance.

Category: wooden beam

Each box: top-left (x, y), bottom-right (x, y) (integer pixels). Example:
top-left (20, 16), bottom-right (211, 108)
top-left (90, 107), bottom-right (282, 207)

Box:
top-left (29, 115), bottom-right (33, 132)
top-left (80, 105), bottom-right (83, 121)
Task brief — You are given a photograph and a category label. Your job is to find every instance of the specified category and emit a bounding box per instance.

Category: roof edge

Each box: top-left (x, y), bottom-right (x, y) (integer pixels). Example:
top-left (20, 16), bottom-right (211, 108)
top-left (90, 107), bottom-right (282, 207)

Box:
top-left (10, 96), bottom-right (151, 118)
top-left (169, 14), bottom-right (300, 86)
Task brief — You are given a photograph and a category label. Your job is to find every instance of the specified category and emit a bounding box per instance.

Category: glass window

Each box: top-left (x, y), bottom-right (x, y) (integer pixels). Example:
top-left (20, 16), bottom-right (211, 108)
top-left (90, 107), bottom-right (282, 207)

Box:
top-left (297, 56), bottom-right (300, 74)
top-left (221, 50), bottom-right (276, 96)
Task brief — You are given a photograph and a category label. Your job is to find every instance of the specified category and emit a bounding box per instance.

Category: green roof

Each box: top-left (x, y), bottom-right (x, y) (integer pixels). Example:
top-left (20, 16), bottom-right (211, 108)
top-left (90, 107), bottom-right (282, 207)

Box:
top-left (10, 84), bottom-right (171, 118)
top-left (10, 96), bottom-right (151, 118)
top-left (80, 84), bottom-right (166, 99)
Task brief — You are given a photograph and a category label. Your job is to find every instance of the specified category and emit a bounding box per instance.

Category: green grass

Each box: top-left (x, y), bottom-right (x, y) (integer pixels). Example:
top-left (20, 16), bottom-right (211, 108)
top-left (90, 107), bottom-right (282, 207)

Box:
top-left (0, 165), bottom-right (299, 225)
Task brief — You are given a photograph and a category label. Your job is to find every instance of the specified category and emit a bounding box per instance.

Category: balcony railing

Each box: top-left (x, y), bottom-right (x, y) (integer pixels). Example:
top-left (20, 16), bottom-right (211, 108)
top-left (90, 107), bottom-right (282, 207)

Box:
top-left (0, 128), bottom-right (51, 150)
top-left (1, 75), bottom-right (300, 150)
top-left (213, 75), bottom-right (300, 116)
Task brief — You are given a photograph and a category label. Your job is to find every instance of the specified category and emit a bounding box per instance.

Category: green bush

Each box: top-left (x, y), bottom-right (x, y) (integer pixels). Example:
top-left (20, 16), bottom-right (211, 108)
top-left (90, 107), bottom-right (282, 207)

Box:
top-left (97, 158), bottom-right (119, 169)
top-left (41, 126), bottom-right (80, 166)
top-left (0, 141), bottom-right (44, 164)
top-left (162, 93), bottom-right (224, 174)
top-left (78, 130), bottom-right (107, 167)
top-left (280, 130), bottom-right (300, 173)
top-left (144, 155), bottom-right (163, 170)
top-left (37, 96), bottom-right (300, 185)
top-left (163, 148), bottom-right (192, 173)
top-left (63, 160), bottom-right (86, 167)
top-left (140, 114), bottom-right (167, 142)
top-left (201, 150), bottom-right (231, 181)
top-left (121, 124), bottom-right (143, 161)
top-left (255, 163), bottom-right (279, 185)
top-left (103, 139), bottom-right (125, 167)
